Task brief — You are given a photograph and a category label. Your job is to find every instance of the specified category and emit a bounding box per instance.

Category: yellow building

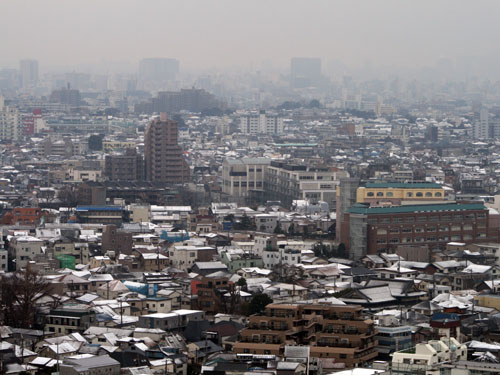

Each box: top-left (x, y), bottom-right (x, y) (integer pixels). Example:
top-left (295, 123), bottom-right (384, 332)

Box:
top-left (356, 182), bottom-right (445, 203)
top-left (474, 294), bottom-right (500, 310)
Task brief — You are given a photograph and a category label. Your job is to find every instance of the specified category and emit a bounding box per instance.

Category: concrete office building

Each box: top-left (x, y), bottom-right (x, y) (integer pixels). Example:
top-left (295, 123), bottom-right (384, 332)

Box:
top-left (265, 160), bottom-right (345, 208)
top-left (144, 113), bottom-right (190, 183)
top-left (222, 157), bottom-right (271, 202)
top-left (239, 111), bottom-right (284, 135)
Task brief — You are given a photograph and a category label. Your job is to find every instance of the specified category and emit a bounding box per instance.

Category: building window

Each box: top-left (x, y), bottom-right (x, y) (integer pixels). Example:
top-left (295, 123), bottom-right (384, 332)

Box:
top-left (416, 192), bottom-right (423, 197)
top-left (376, 192), bottom-right (384, 197)
top-left (386, 192), bottom-right (393, 197)
top-left (367, 192), bottom-right (374, 197)
top-left (425, 192), bottom-right (433, 197)
top-left (435, 192), bottom-right (442, 197)
top-left (406, 192), bottom-right (413, 197)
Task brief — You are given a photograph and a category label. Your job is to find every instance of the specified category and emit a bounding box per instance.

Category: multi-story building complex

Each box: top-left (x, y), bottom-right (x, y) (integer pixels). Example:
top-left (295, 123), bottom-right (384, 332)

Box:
top-left (21, 108), bottom-right (45, 136)
top-left (234, 303), bottom-right (378, 368)
top-left (343, 202), bottom-right (493, 261)
top-left (144, 113), bottom-right (190, 183)
top-left (37, 136), bottom-right (74, 158)
top-left (135, 88), bottom-right (221, 114)
top-left (222, 158), bottom-right (270, 202)
top-left (239, 111), bottom-right (284, 135)
top-left (0, 96), bottom-right (21, 141)
top-left (50, 87), bottom-right (81, 106)
top-left (265, 160), bottom-right (346, 208)
top-left (105, 148), bottom-right (144, 181)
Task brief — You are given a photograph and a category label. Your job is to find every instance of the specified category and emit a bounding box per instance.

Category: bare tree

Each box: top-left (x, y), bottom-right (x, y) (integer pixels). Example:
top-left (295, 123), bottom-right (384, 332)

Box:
top-left (0, 269), bottom-right (55, 328)
top-left (57, 185), bottom-right (79, 207)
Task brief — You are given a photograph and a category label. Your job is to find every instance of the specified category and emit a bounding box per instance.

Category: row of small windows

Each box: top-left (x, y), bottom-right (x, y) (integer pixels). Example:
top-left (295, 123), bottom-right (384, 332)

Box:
top-left (376, 233), bottom-right (485, 244)
top-left (366, 191), bottom-right (442, 198)
top-left (368, 213), bottom-right (486, 224)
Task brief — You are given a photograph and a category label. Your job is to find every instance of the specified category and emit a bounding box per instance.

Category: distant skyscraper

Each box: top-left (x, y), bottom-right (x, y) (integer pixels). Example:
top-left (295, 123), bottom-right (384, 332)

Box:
top-left (290, 57), bottom-right (322, 88)
top-left (19, 59), bottom-right (39, 88)
top-left (139, 58), bottom-right (179, 82)
top-left (0, 96), bottom-right (21, 141)
top-left (473, 108), bottom-right (489, 139)
top-left (144, 113), bottom-right (190, 183)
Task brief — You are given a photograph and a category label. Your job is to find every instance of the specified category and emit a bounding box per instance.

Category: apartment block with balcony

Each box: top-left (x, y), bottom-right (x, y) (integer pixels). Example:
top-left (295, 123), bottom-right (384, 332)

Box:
top-left (234, 303), bottom-right (378, 368)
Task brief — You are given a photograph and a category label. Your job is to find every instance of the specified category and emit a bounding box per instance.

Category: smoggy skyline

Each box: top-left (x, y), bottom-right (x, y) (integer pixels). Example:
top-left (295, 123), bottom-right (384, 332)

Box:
top-left (2, 0), bottom-right (500, 78)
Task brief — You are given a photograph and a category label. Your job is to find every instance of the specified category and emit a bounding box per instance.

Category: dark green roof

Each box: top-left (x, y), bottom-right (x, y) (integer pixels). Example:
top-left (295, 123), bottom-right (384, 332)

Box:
top-left (347, 202), bottom-right (486, 215)
top-left (363, 182), bottom-right (442, 189)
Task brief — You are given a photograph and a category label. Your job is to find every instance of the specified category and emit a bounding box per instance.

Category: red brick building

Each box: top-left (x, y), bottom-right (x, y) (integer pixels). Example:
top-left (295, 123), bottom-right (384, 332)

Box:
top-left (1, 207), bottom-right (44, 225)
top-left (343, 202), bottom-right (497, 260)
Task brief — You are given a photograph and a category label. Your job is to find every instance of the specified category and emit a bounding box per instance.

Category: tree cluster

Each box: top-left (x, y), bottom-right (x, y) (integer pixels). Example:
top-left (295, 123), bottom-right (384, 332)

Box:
top-left (0, 269), bottom-right (57, 329)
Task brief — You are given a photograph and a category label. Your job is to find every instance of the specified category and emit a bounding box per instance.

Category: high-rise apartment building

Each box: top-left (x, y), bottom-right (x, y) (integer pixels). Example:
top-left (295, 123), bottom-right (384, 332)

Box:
top-left (473, 108), bottom-right (489, 139)
top-left (19, 59), bottom-right (39, 88)
top-left (239, 111), bottom-right (284, 135)
top-left (290, 57), bottom-right (322, 88)
top-left (0, 96), bottom-right (21, 141)
top-left (144, 113), bottom-right (190, 183)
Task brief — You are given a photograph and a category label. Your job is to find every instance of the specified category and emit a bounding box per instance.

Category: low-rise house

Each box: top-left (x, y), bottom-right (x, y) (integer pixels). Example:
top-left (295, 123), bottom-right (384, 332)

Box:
top-left (60, 354), bottom-right (120, 375)
top-left (392, 337), bottom-right (466, 374)
top-left (45, 305), bottom-right (96, 335)
top-left (137, 309), bottom-right (205, 331)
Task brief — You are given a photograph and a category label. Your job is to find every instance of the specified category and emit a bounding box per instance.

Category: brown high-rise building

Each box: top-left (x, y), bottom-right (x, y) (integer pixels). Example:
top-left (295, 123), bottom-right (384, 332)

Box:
top-left (144, 113), bottom-right (190, 183)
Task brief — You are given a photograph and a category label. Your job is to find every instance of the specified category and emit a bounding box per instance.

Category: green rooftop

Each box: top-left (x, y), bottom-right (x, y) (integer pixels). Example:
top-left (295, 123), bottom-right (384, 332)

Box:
top-left (363, 182), bottom-right (443, 189)
top-left (347, 202), bottom-right (486, 215)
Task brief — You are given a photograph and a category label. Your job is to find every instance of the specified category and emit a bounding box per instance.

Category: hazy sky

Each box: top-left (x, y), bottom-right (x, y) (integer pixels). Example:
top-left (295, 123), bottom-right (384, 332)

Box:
top-left (2, 0), bottom-right (500, 75)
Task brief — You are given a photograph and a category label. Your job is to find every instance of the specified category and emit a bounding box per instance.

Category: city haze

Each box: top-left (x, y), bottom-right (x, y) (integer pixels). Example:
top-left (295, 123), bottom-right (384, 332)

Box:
top-left (2, 0), bottom-right (500, 77)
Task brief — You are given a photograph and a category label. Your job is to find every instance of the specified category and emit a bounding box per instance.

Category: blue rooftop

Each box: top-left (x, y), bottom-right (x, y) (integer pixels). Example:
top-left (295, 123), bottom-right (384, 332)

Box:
top-left (76, 205), bottom-right (123, 211)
